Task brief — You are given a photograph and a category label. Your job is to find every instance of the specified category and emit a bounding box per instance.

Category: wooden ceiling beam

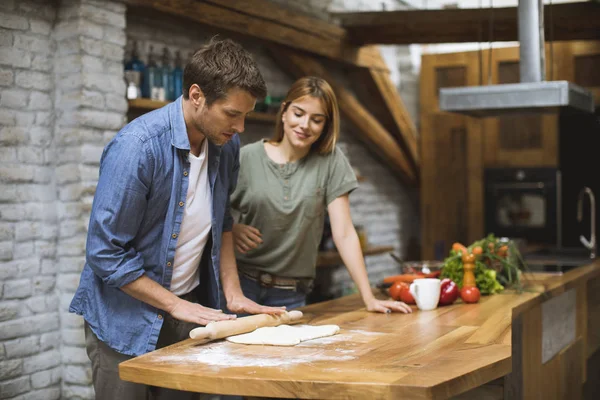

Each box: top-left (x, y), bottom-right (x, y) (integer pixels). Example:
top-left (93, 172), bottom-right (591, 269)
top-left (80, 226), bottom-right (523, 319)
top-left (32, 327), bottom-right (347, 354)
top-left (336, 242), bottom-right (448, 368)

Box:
top-left (367, 68), bottom-right (419, 168)
top-left (348, 68), bottom-right (419, 173)
top-left (335, 2), bottom-right (600, 45)
top-left (205, 0), bottom-right (346, 41)
top-left (270, 47), bottom-right (417, 186)
top-left (123, 0), bottom-right (387, 70)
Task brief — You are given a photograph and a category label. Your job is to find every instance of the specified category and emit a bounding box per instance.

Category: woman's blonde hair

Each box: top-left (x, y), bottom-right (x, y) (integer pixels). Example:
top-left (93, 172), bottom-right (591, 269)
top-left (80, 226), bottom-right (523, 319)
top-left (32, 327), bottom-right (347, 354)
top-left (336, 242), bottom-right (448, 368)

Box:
top-left (271, 76), bottom-right (339, 154)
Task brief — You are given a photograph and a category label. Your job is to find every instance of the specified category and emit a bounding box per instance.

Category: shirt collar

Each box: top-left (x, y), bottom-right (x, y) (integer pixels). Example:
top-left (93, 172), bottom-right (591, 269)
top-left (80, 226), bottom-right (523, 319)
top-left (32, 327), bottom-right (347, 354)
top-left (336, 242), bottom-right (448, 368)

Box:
top-left (170, 96), bottom-right (222, 159)
top-left (169, 96), bottom-right (190, 151)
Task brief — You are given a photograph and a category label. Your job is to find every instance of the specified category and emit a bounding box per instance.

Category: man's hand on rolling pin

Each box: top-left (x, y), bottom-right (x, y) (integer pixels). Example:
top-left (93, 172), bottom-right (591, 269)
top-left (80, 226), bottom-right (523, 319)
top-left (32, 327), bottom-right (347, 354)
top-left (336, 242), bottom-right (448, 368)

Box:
top-left (232, 224), bottom-right (262, 253)
top-left (226, 293), bottom-right (286, 315)
top-left (365, 297), bottom-right (412, 314)
top-left (168, 299), bottom-right (236, 326)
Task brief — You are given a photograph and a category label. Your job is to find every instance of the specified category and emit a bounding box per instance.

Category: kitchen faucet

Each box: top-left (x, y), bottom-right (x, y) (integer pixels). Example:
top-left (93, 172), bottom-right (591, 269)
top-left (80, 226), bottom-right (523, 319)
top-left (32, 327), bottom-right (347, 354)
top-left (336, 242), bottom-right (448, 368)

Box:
top-left (577, 187), bottom-right (596, 259)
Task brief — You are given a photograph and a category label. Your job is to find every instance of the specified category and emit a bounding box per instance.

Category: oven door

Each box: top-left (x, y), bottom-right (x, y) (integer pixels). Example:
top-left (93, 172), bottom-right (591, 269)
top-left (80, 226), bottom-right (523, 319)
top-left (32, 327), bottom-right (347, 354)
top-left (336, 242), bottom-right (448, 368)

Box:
top-left (484, 168), bottom-right (560, 244)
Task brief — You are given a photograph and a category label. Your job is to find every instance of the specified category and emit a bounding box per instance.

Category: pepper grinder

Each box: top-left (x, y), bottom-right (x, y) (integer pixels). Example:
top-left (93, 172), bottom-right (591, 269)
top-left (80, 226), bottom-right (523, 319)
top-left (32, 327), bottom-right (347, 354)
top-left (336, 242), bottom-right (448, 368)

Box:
top-left (462, 253), bottom-right (476, 287)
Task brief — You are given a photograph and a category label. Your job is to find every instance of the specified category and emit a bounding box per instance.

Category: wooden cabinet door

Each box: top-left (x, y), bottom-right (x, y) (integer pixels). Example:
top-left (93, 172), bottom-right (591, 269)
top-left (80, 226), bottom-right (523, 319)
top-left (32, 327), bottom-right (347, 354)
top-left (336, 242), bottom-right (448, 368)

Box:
top-left (420, 52), bottom-right (483, 260)
top-left (553, 41), bottom-right (600, 106)
top-left (482, 47), bottom-right (559, 167)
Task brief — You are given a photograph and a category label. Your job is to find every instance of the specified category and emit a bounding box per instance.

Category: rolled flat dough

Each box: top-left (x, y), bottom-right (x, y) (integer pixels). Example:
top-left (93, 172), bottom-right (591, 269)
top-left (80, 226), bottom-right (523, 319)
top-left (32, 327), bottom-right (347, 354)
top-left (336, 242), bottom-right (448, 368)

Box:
top-left (226, 324), bottom-right (340, 346)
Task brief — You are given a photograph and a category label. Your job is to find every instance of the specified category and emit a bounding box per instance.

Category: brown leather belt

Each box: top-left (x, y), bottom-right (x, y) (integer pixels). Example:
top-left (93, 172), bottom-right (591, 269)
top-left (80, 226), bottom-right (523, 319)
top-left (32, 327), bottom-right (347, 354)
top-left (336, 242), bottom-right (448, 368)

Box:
top-left (239, 268), bottom-right (313, 291)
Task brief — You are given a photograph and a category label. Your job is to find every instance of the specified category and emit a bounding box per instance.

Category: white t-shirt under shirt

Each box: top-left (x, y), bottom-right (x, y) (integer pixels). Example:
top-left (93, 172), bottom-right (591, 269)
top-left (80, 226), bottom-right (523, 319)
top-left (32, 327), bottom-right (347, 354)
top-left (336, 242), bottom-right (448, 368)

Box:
top-left (170, 139), bottom-right (212, 296)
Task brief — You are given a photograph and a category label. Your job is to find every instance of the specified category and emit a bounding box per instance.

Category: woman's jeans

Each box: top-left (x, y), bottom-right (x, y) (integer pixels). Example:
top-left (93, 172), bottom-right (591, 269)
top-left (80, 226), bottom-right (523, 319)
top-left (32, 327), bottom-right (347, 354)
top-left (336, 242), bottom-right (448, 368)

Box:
top-left (222, 274), bottom-right (308, 314)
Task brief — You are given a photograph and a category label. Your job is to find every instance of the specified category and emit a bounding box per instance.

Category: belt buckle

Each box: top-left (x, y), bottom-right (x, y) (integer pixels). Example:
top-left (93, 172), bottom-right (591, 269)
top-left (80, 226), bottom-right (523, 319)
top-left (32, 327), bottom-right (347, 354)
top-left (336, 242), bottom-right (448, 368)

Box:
top-left (259, 272), bottom-right (274, 288)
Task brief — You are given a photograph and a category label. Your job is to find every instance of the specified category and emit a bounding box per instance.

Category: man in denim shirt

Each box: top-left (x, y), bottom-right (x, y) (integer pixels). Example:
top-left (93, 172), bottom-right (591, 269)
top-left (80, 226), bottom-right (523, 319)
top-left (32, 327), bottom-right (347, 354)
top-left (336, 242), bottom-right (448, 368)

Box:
top-left (69, 39), bottom-right (284, 399)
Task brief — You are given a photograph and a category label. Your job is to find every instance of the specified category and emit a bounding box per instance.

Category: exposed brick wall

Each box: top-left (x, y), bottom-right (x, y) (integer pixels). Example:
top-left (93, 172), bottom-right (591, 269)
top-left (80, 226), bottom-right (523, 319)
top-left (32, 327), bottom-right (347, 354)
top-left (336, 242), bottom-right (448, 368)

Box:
top-left (0, 1), bottom-right (61, 399)
top-left (53, 1), bottom-right (127, 398)
top-left (1, 0), bottom-right (126, 399)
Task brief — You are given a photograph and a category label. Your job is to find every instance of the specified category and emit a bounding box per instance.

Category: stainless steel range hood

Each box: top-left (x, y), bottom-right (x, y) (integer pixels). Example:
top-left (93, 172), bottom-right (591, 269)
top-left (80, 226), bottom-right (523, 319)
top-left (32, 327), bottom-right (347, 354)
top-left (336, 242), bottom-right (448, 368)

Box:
top-left (439, 0), bottom-right (595, 117)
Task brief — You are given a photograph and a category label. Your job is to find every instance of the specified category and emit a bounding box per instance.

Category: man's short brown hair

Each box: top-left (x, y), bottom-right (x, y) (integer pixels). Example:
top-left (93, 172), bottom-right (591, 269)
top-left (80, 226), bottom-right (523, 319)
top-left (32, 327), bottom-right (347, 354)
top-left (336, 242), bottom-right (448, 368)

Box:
top-left (183, 38), bottom-right (267, 105)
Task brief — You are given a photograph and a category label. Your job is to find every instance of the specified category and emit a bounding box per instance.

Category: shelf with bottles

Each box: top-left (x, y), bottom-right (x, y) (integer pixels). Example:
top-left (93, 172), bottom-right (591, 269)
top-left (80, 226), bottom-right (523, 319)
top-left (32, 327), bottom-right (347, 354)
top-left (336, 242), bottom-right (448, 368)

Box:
top-left (124, 42), bottom-right (183, 106)
top-left (124, 41), bottom-right (278, 123)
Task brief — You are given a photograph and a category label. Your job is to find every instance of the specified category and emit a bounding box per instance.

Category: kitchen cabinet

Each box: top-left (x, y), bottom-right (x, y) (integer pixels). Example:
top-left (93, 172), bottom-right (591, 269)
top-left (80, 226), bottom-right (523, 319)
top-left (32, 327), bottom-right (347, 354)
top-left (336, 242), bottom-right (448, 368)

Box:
top-left (420, 51), bottom-right (484, 259)
top-left (481, 46), bottom-right (559, 168)
top-left (555, 41), bottom-right (600, 106)
top-left (420, 41), bottom-right (600, 260)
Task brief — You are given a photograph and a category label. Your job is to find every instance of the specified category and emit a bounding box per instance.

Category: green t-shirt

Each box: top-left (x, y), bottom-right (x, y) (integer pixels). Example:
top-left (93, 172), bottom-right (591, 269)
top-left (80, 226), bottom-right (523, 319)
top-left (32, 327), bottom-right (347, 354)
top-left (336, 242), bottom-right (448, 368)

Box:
top-left (231, 140), bottom-right (358, 278)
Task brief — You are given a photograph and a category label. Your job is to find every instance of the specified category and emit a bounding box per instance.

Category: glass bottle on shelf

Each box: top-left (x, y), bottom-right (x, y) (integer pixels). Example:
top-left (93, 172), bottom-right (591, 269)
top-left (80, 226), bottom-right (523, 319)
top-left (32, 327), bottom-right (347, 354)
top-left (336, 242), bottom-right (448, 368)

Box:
top-left (125, 41), bottom-right (145, 72)
top-left (124, 41), bottom-right (144, 99)
top-left (160, 47), bottom-right (174, 102)
top-left (172, 50), bottom-right (183, 101)
top-left (142, 45), bottom-right (160, 100)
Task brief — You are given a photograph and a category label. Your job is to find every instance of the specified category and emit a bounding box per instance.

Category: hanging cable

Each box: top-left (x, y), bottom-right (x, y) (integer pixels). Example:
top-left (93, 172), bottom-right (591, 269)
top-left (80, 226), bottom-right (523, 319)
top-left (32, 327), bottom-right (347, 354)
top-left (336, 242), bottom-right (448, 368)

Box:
top-left (487, 0), bottom-right (494, 85)
top-left (548, 0), bottom-right (555, 80)
top-left (478, 0), bottom-right (484, 85)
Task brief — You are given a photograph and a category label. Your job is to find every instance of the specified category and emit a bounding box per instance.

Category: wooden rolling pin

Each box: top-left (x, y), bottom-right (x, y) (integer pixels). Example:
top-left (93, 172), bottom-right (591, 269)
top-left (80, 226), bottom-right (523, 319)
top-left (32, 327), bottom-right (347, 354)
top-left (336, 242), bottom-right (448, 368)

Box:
top-left (189, 310), bottom-right (303, 341)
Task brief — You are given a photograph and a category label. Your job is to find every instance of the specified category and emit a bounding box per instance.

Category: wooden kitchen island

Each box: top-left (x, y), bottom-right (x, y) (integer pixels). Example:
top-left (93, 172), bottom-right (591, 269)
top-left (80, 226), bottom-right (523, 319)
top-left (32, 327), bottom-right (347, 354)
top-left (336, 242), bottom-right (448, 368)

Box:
top-left (119, 260), bottom-right (600, 399)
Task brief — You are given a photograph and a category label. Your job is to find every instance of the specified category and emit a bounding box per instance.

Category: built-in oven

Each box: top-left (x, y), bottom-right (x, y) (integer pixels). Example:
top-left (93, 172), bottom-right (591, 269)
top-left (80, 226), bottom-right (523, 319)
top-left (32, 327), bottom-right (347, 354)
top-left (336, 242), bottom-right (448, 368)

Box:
top-left (484, 168), bottom-right (561, 246)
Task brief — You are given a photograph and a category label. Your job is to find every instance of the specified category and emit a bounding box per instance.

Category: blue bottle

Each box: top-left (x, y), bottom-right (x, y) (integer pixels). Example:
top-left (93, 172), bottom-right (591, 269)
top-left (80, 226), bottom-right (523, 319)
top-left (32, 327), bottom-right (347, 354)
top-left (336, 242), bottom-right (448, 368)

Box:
top-left (125, 40), bottom-right (145, 72)
top-left (124, 41), bottom-right (145, 98)
top-left (160, 47), bottom-right (174, 102)
top-left (172, 50), bottom-right (183, 101)
top-left (142, 45), bottom-right (159, 99)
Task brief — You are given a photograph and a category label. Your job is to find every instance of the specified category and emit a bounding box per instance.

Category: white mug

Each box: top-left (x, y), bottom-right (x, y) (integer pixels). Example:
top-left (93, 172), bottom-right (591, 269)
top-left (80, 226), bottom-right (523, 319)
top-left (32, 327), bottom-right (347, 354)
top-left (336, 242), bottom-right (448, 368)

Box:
top-left (409, 278), bottom-right (441, 311)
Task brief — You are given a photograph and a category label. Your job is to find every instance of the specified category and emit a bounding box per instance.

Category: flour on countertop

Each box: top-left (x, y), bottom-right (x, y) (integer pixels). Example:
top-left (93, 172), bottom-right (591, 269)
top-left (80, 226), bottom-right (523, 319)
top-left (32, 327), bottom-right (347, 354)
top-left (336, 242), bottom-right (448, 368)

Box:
top-left (346, 329), bottom-right (385, 336)
top-left (296, 329), bottom-right (384, 346)
top-left (153, 341), bottom-right (355, 369)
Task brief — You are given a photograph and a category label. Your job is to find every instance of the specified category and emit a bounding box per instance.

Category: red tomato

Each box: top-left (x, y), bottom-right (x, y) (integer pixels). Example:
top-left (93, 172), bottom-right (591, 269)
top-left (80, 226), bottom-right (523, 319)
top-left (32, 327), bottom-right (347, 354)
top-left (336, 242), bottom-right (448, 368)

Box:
top-left (388, 281), bottom-right (416, 304)
top-left (460, 286), bottom-right (481, 303)
top-left (400, 288), bottom-right (416, 305)
top-left (389, 281), bottom-right (409, 301)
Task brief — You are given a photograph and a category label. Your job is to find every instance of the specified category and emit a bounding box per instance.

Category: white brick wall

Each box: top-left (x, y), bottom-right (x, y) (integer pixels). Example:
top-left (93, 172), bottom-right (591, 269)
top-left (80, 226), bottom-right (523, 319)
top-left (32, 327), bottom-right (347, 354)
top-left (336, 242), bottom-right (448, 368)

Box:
top-left (0, 1), bottom-right (61, 399)
top-left (52, 0), bottom-right (126, 398)
top-left (0, 0), bottom-right (125, 399)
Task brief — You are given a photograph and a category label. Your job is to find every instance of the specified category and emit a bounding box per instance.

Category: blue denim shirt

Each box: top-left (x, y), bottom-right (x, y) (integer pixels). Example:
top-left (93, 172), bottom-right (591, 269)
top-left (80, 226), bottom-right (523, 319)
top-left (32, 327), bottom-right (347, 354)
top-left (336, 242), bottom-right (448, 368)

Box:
top-left (69, 97), bottom-right (239, 356)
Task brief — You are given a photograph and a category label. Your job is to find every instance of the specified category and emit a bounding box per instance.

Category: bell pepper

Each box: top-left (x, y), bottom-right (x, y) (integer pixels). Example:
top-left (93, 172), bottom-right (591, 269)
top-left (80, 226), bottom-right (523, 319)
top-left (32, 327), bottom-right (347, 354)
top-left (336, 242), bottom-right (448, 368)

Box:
top-left (439, 278), bottom-right (459, 306)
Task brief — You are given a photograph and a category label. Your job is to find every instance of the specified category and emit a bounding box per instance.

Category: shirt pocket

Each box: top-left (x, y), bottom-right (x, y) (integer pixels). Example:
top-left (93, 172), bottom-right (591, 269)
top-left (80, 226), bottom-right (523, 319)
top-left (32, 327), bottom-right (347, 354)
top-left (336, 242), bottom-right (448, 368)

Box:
top-left (303, 187), bottom-right (325, 219)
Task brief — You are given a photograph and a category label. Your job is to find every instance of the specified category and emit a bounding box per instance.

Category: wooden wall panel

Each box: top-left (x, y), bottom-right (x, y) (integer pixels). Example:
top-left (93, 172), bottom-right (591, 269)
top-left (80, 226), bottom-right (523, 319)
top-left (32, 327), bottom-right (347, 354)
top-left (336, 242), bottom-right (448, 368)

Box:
top-left (556, 41), bottom-right (600, 105)
top-left (587, 275), bottom-right (600, 357)
top-left (511, 284), bottom-right (588, 399)
top-left (481, 47), bottom-right (559, 168)
top-left (420, 52), bottom-right (483, 259)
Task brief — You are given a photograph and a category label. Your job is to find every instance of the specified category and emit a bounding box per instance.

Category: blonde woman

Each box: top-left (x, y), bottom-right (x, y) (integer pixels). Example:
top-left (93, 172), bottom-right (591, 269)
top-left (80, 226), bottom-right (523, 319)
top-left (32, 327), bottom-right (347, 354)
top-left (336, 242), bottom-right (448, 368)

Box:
top-left (226, 77), bottom-right (412, 314)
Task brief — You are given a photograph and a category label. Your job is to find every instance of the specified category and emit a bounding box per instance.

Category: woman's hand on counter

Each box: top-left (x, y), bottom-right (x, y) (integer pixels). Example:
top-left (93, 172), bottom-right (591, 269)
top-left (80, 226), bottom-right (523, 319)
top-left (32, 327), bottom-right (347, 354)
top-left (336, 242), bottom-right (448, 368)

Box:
top-left (232, 224), bottom-right (263, 253)
top-left (364, 298), bottom-right (413, 314)
top-left (226, 293), bottom-right (286, 316)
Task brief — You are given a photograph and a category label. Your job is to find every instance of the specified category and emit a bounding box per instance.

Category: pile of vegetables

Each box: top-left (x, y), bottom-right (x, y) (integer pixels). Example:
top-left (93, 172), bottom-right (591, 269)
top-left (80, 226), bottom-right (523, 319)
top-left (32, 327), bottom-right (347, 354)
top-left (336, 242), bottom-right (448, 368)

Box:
top-left (440, 234), bottom-right (523, 295)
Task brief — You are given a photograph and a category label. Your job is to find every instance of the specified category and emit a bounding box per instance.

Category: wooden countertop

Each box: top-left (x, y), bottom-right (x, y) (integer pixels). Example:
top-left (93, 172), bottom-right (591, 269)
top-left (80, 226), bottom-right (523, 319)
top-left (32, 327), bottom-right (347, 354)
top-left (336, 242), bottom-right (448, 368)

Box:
top-left (119, 260), bottom-right (600, 399)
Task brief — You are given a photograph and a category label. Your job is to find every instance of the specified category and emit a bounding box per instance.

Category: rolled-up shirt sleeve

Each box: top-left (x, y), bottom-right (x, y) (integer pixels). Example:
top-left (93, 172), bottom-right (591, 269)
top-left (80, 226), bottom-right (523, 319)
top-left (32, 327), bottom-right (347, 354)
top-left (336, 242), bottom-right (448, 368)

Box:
top-left (85, 133), bottom-right (153, 288)
top-left (222, 137), bottom-right (240, 232)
